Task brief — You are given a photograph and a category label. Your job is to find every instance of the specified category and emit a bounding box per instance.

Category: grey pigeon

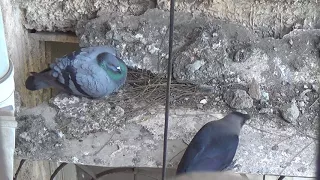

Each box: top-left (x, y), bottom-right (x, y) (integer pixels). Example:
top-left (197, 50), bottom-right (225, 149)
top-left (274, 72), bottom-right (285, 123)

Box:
top-left (25, 46), bottom-right (128, 98)
top-left (176, 111), bottom-right (250, 175)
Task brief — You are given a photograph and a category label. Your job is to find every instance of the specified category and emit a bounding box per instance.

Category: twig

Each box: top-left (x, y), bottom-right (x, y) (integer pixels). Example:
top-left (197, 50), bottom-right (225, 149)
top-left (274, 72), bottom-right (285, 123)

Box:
top-left (309, 97), bottom-right (319, 109)
top-left (169, 147), bottom-right (187, 162)
top-left (90, 132), bottom-right (116, 156)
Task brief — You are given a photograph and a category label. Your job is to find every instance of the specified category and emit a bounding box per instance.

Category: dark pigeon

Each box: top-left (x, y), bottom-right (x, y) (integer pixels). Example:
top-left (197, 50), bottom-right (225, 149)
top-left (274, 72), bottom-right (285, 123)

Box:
top-left (176, 111), bottom-right (250, 175)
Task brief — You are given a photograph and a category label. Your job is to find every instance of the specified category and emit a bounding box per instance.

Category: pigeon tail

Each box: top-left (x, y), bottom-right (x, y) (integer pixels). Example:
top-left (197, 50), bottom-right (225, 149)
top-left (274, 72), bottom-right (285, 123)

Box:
top-left (25, 73), bottom-right (51, 91)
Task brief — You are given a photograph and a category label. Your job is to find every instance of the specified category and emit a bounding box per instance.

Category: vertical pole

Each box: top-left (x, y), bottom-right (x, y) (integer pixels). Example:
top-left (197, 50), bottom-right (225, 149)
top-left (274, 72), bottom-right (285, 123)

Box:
top-left (161, 0), bottom-right (175, 180)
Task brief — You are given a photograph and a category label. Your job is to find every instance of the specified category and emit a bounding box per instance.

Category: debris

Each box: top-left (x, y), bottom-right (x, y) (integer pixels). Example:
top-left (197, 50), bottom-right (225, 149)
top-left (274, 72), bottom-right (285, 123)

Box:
top-left (186, 60), bottom-right (206, 73)
top-left (259, 108), bottom-right (273, 114)
top-left (298, 101), bottom-right (305, 108)
top-left (196, 104), bottom-right (204, 109)
top-left (261, 91), bottom-right (270, 102)
top-left (299, 89), bottom-right (312, 100)
top-left (233, 46), bottom-right (252, 62)
top-left (271, 144), bottom-right (279, 151)
top-left (200, 99), bottom-right (208, 104)
top-left (280, 99), bottom-right (300, 124)
top-left (248, 79), bottom-right (261, 100)
top-left (224, 89), bottom-right (253, 109)
top-left (312, 84), bottom-right (319, 92)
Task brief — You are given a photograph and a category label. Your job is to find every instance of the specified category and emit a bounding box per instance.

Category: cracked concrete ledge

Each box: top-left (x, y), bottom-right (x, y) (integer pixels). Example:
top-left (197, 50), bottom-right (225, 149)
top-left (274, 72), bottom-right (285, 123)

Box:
top-left (13, 5), bottom-right (319, 178)
top-left (18, 0), bottom-right (320, 38)
top-left (15, 99), bottom-right (317, 177)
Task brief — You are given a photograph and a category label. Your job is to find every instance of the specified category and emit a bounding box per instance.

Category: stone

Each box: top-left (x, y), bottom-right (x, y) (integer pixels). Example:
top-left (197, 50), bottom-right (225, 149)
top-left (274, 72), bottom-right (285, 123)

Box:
top-left (280, 99), bottom-right (300, 124)
top-left (11, 3), bottom-right (320, 177)
top-left (261, 91), bottom-right (270, 102)
top-left (259, 108), bottom-right (273, 115)
top-left (19, 0), bottom-right (320, 38)
top-left (196, 104), bottom-right (203, 109)
top-left (248, 79), bottom-right (261, 100)
top-left (312, 84), bottom-right (319, 92)
top-left (233, 45), bottom-right (253, 62)
top-left (76, 10), bottom-right (320, 89)
top-left (199, 99), bottom-right (207, 104)
top-left (224, 89), bottom-right (253, 109)
top-left (18, 0), bottom-right (156, 32)
top-left (15, 98), bottom-right (318, 177)
top-left (298, 101), bottom-right (305, 108)
top-left (77, 9), bottom-right (212, 75)
top-left (49, 93), bottom-right (126, 139)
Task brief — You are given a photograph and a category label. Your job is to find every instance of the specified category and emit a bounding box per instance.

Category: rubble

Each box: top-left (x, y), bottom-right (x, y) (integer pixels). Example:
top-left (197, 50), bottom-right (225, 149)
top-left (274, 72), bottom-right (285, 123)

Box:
top-left (280, 99), bottom-right (300, 124)
top-left (224, 89), bottom-right (253, 109)
top-left (18, 0), bottom-right (320, 39)
top-left (50, 93), bottom-right (126, 139)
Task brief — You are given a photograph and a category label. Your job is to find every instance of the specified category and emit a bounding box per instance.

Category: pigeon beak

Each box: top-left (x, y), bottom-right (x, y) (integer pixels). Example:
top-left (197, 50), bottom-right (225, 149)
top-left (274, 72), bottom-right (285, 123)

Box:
top-left (116, 66), bottom-right (121, 73)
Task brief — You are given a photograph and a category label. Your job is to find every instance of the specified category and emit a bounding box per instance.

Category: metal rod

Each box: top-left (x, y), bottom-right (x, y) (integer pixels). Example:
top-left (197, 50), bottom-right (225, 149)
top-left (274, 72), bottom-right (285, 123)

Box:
top-left (50, 163), bottom-right (68, 180)
top-left (13, 159), bottom-right (26, 180)
top-left (317, 112), bottom-right (320, 180)
top-left (161, 0), bottom-right (175, 180)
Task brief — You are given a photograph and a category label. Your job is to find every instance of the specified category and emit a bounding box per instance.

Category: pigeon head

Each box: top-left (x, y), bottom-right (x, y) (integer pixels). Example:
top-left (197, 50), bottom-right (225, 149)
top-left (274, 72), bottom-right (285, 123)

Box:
top-left (97, 52), bottom-right (127, 80)
top-left (226, 111), bottom-right (251, 127)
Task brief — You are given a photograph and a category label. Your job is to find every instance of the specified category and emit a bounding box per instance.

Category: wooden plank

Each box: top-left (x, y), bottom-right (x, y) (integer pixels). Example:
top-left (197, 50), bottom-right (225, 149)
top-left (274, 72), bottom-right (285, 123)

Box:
top-left (23, 37), bottom-right (51, 107)
top-left (29, 32), bottom-right (79, 43)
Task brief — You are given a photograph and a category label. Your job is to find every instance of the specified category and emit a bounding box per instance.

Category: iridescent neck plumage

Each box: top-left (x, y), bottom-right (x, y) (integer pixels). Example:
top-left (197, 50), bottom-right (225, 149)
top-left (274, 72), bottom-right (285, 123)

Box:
top-left (100, 60), bottom-right (127, 81)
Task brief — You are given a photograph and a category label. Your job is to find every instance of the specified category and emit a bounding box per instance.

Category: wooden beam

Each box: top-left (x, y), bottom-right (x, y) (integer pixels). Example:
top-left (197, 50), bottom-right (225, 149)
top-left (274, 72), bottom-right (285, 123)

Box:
top-left (28, 32), bottom-right (79, 43)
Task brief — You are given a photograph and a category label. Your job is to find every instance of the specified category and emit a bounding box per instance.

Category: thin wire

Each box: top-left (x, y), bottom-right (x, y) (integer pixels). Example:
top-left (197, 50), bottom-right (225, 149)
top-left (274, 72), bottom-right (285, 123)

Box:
top-left (317, 108), bottom-right (320, 180)
top-left (50, 162), bottom-right (68, 180)
top-left (13, 159), bottom-right (26, 180)
top-left (94, 167), bottom-right (134, 179)
top-left (161, 0), bottom-right (175, 180)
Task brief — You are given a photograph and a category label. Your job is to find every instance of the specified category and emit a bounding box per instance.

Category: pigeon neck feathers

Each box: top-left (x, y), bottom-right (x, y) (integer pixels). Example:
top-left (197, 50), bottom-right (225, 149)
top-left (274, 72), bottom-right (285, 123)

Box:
top-left (210, 111), bottom-right (250, 136)
top-left (97, 52), bottom-right (127, 81)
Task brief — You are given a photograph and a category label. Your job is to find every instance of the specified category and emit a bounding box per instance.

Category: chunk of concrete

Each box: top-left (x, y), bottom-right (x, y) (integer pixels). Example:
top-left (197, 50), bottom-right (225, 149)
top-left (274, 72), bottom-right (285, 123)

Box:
top-left (248, 79), bottom-right (261, 100)
top-left (224, 89), bottom-right (253, 109)
top-left (280, 99), bottom-right (300, 124)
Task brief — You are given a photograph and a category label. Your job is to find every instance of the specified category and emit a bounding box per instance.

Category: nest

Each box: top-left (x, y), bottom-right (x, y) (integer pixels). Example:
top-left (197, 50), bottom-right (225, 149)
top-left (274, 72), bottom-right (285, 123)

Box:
top-left (106, 68), bottom-right (211, 119)
top-left (122, 69), bottom-right (204, 104)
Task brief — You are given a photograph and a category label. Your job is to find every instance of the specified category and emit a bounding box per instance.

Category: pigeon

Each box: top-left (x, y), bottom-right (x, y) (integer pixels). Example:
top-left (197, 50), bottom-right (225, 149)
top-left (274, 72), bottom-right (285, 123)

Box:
top-left (176, 111), bottom-right (250, 175)
top-left (25, 46), bottom-right (128, 98)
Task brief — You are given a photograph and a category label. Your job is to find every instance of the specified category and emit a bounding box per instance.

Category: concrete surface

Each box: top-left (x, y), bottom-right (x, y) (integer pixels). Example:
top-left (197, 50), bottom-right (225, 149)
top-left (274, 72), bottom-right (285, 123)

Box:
top-left (18, 0), bottom-right (320, 38)
top-left (13, 159), bottom-right (317, 180)
top-left (6, 0), bottom-right (319, 178)
top-left (14, 97), bottom-right (317, 177)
